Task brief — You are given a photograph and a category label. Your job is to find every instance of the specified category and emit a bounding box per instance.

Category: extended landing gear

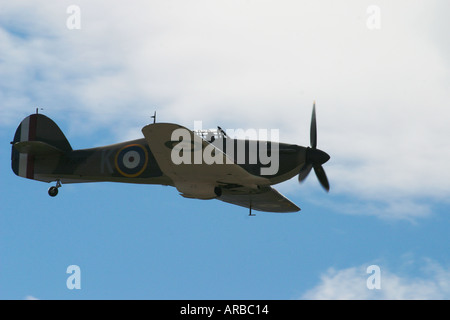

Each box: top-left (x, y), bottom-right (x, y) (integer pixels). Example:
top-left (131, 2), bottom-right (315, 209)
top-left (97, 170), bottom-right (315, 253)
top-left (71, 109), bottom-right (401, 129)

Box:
top-left (48, 180), bottom-right (61, 197)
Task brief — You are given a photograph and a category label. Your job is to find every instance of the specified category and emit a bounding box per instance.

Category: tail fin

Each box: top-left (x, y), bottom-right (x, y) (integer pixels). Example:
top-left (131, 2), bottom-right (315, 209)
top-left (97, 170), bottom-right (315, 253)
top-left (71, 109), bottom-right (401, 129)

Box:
top-left (11, 113), bottom-right (72, 179)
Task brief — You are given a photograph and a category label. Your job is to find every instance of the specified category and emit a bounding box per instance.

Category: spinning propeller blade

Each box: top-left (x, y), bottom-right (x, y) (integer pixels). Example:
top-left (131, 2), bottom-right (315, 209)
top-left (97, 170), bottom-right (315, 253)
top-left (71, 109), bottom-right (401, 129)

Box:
top-left (298, 102), bottom-right (330, 192)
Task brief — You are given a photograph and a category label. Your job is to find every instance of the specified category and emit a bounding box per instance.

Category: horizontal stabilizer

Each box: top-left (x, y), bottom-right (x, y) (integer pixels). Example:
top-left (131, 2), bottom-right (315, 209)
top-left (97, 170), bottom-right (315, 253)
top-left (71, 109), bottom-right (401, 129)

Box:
top-left (13, 141), bottom-right (66, 155)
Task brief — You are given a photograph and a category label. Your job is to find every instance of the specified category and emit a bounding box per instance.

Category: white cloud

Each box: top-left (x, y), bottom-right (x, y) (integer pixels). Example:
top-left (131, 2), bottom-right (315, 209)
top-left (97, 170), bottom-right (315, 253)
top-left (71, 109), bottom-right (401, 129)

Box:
top-left (300, 260), bottom-right (450, 300)
top-left (1, 0), bottom-right (449, 220)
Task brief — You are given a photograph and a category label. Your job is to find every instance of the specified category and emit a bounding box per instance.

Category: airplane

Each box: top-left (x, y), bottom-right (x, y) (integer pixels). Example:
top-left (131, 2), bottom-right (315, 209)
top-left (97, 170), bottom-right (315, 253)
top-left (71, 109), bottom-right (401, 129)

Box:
top-left (10, 103), bottom-right (330, 214)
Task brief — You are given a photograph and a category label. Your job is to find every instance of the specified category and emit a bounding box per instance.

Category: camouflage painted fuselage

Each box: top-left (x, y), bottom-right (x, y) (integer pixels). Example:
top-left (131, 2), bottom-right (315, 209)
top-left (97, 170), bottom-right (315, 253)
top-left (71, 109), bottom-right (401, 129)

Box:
top-left (11, 114), bottom-right (306, 187)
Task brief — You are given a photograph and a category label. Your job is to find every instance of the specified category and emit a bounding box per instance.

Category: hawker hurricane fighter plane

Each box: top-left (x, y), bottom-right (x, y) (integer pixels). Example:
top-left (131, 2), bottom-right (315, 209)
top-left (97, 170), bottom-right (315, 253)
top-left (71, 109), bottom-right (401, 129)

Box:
top-left (11, 103), bottom-right (330, 213)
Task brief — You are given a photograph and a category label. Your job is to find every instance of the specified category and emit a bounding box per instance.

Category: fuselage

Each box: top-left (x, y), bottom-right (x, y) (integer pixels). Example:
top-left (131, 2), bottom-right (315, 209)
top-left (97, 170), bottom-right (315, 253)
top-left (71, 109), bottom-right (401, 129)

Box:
top-left (10, 113), bottom-right (307, 189)
top-left (28, 137), bottom-right (306, 187)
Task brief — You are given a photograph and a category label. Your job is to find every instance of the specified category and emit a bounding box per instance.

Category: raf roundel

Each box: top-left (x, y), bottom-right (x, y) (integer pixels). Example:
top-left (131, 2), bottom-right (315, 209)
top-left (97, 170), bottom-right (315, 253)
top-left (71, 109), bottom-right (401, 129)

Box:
top-left (115, 144), bottom-right (148, 177)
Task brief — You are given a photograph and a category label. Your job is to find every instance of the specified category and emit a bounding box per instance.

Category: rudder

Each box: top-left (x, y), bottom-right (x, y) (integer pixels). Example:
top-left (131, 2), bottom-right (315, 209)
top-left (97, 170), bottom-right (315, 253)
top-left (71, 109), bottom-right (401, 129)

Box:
top-left (11, 113), bottom-right (72, 179)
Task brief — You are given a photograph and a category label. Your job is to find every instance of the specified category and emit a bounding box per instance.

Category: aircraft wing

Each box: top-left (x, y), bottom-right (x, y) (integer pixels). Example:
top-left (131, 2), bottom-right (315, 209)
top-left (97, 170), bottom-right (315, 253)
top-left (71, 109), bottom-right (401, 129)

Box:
top-left (141, 123), bottom-right (269, 185)
top-left (218, 185), bottom-right (300, 213)
top-left (141, 123), bottom-right (299, 213)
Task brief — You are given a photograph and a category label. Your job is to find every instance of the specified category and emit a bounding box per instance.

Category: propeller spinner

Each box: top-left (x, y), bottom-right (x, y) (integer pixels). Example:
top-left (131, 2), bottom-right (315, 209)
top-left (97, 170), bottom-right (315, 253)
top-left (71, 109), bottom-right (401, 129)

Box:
top-left (298, 102), bottom-right (330, 191)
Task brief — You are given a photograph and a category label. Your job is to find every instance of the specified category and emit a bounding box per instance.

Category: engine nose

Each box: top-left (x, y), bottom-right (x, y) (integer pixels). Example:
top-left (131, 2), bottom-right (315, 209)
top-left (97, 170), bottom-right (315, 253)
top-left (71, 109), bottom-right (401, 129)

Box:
top-left (307, 148), bottom-right (330, 165)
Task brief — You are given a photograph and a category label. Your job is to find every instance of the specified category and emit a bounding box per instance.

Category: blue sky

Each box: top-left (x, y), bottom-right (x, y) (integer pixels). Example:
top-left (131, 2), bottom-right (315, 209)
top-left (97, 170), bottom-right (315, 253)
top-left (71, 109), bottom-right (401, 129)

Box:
top-left (1, 0), bottom-right (450, 300)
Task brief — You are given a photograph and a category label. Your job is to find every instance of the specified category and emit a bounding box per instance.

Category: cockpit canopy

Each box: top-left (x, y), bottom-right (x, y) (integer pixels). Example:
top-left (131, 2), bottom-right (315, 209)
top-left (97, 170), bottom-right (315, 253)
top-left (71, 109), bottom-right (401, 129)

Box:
top-left (193, 127), bottom-right (227, 142)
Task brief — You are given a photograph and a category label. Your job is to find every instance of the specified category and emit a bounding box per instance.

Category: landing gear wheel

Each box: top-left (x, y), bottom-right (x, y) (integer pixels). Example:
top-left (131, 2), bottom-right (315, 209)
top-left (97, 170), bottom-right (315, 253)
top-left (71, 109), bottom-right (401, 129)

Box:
top-left (48, 180), bottom-right (61, 197)
top-left (48, 186), bottom-right (59, 197)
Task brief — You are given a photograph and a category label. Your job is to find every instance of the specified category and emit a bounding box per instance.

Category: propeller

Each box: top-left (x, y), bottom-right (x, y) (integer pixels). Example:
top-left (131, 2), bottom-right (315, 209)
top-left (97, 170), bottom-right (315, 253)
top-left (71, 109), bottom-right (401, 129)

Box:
top-left (298, 102), bottom-right (330, 191)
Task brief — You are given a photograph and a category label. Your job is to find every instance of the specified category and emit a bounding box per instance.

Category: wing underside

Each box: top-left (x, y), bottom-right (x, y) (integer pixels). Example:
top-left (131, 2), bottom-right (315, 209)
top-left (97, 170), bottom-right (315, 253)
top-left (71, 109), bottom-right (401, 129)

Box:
top-left (218, 185), bottom-right (300, 213)
top-left (141, 122), bottom-right (300, 213)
